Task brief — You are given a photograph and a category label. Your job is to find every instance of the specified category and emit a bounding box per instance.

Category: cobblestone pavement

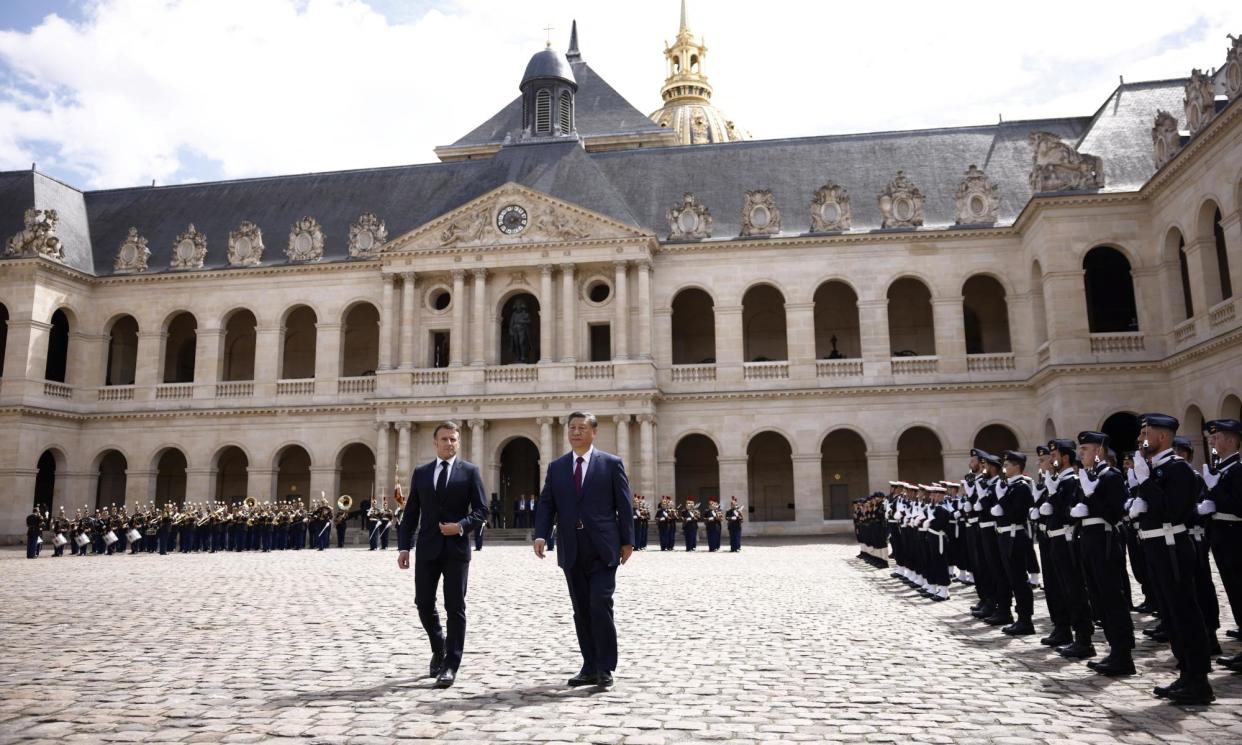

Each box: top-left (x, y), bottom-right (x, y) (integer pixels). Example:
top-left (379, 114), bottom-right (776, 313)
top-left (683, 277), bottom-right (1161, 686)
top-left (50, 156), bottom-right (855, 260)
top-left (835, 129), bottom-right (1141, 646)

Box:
top-left (1, 540), bottom-right (1240, 745)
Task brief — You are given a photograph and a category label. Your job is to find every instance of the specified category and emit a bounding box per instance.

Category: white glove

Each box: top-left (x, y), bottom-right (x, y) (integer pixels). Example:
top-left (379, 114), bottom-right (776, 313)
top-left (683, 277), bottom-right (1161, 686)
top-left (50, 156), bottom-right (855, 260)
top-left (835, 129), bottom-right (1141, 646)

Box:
top-left (996, 479), bottom-right (1009, 497)
top-left (1077, 471), bottom-right (1098, 498)
top-left (959, 479), bottom-right (969, 495)
top-left (1202, 464), bottom-right (1221, 490)
top-left (971, 500), bottom-right (982, 512)
top-left (1028, 507), bottom-right (1040, 521)
top-left (1132, 455), bottom-right (1150, 484)
top-left (1128, 497), bottom-right (1148, 519)
top-left (1070, 503), bottom-right (1089, 519)
top-left (1039, 501), bottom-right (1054, 516)
top-left (1126, 469), bottom-right (1140, 490)
top-left (1197, 499), bottom-right (1216, 516)
top-left (952, 511), bottom-right (961, 519)
top-left (964, 480), bottom-right (976, 498)
top-left (989, 504), bottom-right (1004, 517)
top-left (1042, 471), bottom-right (1058, 493)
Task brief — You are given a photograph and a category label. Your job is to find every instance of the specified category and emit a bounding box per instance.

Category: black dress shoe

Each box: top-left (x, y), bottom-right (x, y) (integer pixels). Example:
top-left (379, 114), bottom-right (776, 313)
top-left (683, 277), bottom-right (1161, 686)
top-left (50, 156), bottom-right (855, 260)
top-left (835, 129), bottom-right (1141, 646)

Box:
top-left (1217, 653), bottom-right (1242, 668)
top-left (1142, 623), bottom-right (1166, 637)
top-left (1148, 630), bottom-right (1170, 643)
top-left (1226, 628), bottom-right (1241, 639)
top-left (1133, 600), bottom-right (1155, 614)
top-left (1208, 638), bottom-right (1222, 657)
top-left (1040, 627), bottom-right (1073, 647)
top-left (984, 613), bottom-right (1015, 627)
top-left (1056, 641), bottom-right (1096, 659)
top-left (1002, 619), bottom-right (1036, 636)
top-left (567, 671), bottom-right (598, 687)
top-left (1087, 653), bottom-right (1136, 676)
top-left (596, 672), bottom-right (614, 689)
top-left (1153, 676), bottom-right (1185, 698)
top-left (434, 668), bottom-right (455, 689)
top-left (428, 645), bottom-right (446, 679)
top-left (1164, 676), bottom-right (1214, 706)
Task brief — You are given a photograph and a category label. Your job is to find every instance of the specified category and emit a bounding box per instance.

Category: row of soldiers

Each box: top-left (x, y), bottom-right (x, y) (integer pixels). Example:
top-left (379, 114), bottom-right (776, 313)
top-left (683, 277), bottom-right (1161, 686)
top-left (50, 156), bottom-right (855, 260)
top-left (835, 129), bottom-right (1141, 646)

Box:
top-left (639, 495), bottom-right (744, 552)
top-left (854, 414), bottom-right (1241, 707)
top-left (24, 499), bottom-right (403, 557)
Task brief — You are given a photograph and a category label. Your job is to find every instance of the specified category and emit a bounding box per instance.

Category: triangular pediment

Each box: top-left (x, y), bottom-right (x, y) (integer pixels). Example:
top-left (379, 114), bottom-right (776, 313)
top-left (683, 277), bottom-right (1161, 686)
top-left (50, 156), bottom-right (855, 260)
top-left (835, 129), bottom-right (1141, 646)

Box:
top-left (385, 182), bottom-right (651, 253)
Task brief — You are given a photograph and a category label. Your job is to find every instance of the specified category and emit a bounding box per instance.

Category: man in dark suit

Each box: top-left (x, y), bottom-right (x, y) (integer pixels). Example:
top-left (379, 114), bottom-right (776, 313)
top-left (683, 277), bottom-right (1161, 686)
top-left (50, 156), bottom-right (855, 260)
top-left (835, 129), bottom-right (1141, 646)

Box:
top-left (534, 411), bottom-right (634, 690)
top-left (397, 420), bottom-right (488, 689)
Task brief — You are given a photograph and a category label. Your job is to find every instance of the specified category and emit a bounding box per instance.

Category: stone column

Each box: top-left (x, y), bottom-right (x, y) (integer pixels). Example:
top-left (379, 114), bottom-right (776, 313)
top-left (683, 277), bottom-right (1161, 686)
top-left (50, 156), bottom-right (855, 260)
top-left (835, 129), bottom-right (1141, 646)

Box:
top-left (379, 273), bottom-right (395, 371)
top-left (635, 259), bottom-right (653, 360)
top-left (941, 449), bottom-right (969, 484)
top-left (400, 272), bottom-right (417, 369)
top-left (314, 321), bottom-right (341, 391)
top-left (561, 264), bottom-right (577, 362)
top-left (193, 326), bottom-right (221, 394)
top-left (450, 270), bottom-right (466, 366)
top-left (792, 453), bottom-right (825, 523)
top-left (613, 261), bottom-right (630, 360)
top-left (1220, 210), bottom-right (1242, 302)
top-left (470, 419), bottom-right (488, 484)
top-left (134, 330), bottom-right (163, 391)
top-left (1130, 266), bottom-right (1164, 350)
top-left (932, 296), bottom-right (966, 374)
top-left (471, 269), bottom-right (488, 366)
top-left (396, 422), bottom-right (412, 484)
top-left (186, 467), bottom-right (212, 505)
top-left (247, 466), bottom-right (277, 502)
top-left (653, 307), bottom-right (672, 368)
top-left (374, 421), bottom-right (391, 503)
top-left (857, 299), bottom-right (890, 376)
top-left (614, 415), bottom-right (632, 470)
top-left (714, 305), bottom-right (743, 365)
top-left (638, 414), bottom-right (656, 497)
top-left (540, 264), bottom-right (556, 363)
top-left (310, 466), bottom-right (337, 505)
top-left (1042, 269), bottom-right (1091, 358)
top-left (126, 469), bottom-right (156, 509)
top-left (1185, 238), bottom-right (1222, 311)
top-left (538, 416), bottom-right (555, 487)
top-left (718, 456), bottom-right (749, 516)
top-left (868, 450), bottom-right (899, 495)
top-left (784, 301), bottom-right (816, 364)
top-left (254, 325), bottom-right (281, 390)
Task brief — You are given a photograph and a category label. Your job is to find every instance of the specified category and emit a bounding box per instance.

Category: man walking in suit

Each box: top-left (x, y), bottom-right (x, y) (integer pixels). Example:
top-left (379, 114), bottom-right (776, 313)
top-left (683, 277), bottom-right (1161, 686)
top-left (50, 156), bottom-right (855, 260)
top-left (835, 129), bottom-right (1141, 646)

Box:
top-left (533, 411), bottom-right (634, 690)
top-left (397, 421), bottom-right (488, 689)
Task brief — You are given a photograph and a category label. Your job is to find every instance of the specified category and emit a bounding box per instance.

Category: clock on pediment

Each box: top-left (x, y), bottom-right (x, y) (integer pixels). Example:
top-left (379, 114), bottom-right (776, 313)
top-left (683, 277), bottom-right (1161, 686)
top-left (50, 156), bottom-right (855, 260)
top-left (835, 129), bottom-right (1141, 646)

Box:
top-left (496, 204), bottom-right (529, 236)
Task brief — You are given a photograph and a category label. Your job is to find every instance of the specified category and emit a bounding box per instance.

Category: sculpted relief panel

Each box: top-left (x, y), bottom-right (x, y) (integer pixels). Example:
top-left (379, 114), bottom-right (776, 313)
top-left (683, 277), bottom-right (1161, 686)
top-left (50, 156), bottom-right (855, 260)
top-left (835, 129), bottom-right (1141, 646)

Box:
top-left (1027, 132), bottom-right (1103, 192)
top-left (4, 208), bottom-right (63, 260)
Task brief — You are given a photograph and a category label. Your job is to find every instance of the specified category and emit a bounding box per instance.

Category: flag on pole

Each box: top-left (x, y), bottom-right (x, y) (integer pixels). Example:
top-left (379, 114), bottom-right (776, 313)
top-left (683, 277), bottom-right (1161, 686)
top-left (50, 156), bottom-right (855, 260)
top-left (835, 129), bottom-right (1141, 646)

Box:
top-left (393, 468), bottom-right (405, 507)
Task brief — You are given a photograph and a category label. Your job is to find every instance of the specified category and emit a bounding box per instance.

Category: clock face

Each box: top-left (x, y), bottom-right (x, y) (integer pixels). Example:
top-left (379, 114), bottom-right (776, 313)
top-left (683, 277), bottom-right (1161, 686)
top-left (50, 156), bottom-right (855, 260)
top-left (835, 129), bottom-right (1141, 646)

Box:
top-left (496, 205), bottom-right (528, 235)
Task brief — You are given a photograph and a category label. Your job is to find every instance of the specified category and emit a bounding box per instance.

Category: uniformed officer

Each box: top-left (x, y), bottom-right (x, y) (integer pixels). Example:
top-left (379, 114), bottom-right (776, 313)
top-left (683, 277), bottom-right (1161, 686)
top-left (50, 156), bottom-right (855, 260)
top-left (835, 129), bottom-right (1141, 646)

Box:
top-left (656, 496), bottom-right (676, 551)
top-left (25, 507), bottom-right (42, 559)
top-left (726, 496), bottom-right (744, 552)
top-left (1173, 435), bottom-right (1221, 654)
top-left (1128, 413), bottom-right (1214, 705)
top-left (632, 495), bottom-right (650, 551)
top-left (703, 499), bottom-right (723, 552)
top-left (680, 498), bottom-right (700, 551)
top-left (1201, 418), bottom-right (1242, 670)
top-left (975, 453), bottom-right (1013, 627)
top-left (993, 451), bottom-right (1035, 636)
top-left (1043, 438), bottom-right (1097, 660)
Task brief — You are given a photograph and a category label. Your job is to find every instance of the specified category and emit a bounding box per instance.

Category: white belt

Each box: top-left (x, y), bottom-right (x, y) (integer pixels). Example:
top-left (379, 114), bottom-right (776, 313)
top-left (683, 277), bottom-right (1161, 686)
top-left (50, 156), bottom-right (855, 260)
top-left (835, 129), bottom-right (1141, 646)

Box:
top-left (979, 521), bottom-right (996, 529)
top-left (966, 517), bottom-right (979, 525)
top-left (1046, 526), bottom-right (1074, 539)
top-left (1080, 517), bottom-right (1113, 529)
top-left (1213, 512), bottom-right (1242, 522)
top-left (996, 524), bottom-right (1025, 535)
top-left (1139, 523), bottom-right (1186, 545)
top-left (927, 528), bottom-right (946, 553)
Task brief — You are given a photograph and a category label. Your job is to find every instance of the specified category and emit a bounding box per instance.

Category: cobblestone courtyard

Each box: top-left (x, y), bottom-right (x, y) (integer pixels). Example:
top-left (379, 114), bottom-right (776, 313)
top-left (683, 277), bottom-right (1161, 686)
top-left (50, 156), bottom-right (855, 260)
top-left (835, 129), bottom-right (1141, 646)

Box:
top-left (1, 540), bottom-right (1240, 745)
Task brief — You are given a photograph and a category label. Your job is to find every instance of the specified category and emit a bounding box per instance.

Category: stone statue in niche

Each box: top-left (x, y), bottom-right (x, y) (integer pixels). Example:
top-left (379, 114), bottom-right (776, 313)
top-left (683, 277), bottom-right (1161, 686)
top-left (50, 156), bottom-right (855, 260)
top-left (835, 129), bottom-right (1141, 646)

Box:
top-left (507, 298), bottom-right (536, 363)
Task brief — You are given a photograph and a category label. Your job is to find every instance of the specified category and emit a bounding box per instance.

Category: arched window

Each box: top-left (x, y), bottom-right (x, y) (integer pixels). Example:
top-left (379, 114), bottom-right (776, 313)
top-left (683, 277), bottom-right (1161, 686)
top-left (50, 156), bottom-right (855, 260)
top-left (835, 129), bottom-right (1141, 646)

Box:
top-left (675, 434), bottom-right (719, 503)
top-left (341, 303), bottom-right (379, 376)
top-left (887, 278), bottom-right (935, 355)
top-left (747, 432), bottom-right (794, 522)
top-left (45, 309), bottom-right (70, 382)
top-left (558, 91), bottom-right (572, 133)
top-left (162, 312), bottom-right (197, 383)
top-left (535, 90), bottom-right (552, 134)
top-left (281, 306), bottom-right (317, 380)
top-left (671, 289), bottom-right (715, 364)
top-left (962, 275), bottom-right (1011, 354)
top-left (222, 309), bottom-right (257, 381)
top-left (1082, 247), bottom-right (1138, 333)
top-left (821, 430), bottom-right (868, 519)
top-left (105, 315), bottom-right (139, 386)
top-left (897, 427), bottom-right (943, 484)
top-left (1196, 200), bottom-right (1233, 306)
top-left (1214, 207), bottom-right (1233, 301)
top-left (1178, 236), bottom-right (1195, 319)
top-left (741, 284), bottom-right (788, 361)
top-left (813, 281), bottom-right (860, 359)
top-left (973, 424), bottom-right (1019, 455)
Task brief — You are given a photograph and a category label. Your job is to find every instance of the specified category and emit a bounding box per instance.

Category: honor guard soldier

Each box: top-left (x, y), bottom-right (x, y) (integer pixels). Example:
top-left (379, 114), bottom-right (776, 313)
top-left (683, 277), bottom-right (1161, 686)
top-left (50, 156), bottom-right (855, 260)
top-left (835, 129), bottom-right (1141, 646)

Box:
top-left (993, 451), bottom-right (1035, 635)
top-left (656, 496), bottom-right (676, 551)
top-left (974, 453), bottom-right (1013, 627)
top-left (1200, 418), bottom-right (1242, 670)
top-left (703, 499), bottom-right (723, 552)
top-left (632, 495), bottom-right (650, 551)
top-left (51, 509), bottom-right (69, 557)
top-left (1043, 438), bottom-right (1096, 660)
top-left (726, 496), bottom-right (744, 552)
top-left (25, 507), bottom-right (42, 559)
top-left (367, 504), bottom-right (382, 550)
top-left (379, 504), bottom-right (393, 549)
top-left (1174, 435), bottom-right (1221, 654)
top-left (315, 501), bottom-right (333, 550)
top-left (489, 494), bottom-right (502, 529)
top-left (1073, 431), bottom-right (1137, 676)
top-left (1128, 413), bottom-right (1214, 705)
top-left (334, 507), bottom-right (349, 548)
top-left (680, 498), bottom-right (701, 551)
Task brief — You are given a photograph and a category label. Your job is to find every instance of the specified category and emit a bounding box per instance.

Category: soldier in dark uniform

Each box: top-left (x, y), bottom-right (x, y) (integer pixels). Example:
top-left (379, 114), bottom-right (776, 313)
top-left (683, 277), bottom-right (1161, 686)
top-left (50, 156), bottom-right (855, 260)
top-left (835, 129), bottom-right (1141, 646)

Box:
top-left (379, 504), bottom-right (393, 549)
top-left (51, 509), bottom-right (68, 557)
top-left (703, 499), bottom-right (723, 552)
top-left (1128, 413), bottom-right (1214, 705)
top-left (334, 507), bottom-right (349, 548)
top-left (975, 453), bottom-right (1013, 627)
top-left (489, 494), bottom-right (502, 529)
top-left (993, 451), bottom-right (1035, 635)
top-left (680, 498), bottom-right (700, 551)
top-left (726, 496), bottom-right (744, 553)
top-left (315, 502), bottom-right (332, 550)
top-left (25, 507), bottom-right (42, 559)
top-left (1043, 439), bottom-right (1096, 660)
top-left (656, 496), bottom-right (676, 551)
top-left (1174, 436), bottom-right (1221, 655)
top-left (1201, 418), bottom-right (1242, 670)
top-left (632, 495), bottom-right (650, 551)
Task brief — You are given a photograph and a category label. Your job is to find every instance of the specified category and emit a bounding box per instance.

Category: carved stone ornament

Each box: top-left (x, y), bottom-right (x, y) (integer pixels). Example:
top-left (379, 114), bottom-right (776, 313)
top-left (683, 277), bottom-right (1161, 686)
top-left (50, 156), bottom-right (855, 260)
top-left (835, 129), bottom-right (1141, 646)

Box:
top-left (349, 212), bottom-right (387, 256)
top-left (4, 208), bottom-right (63, 260)
top-left (1226, 34), bottom-right (1242, 101)
top-left (1027, 132), bottom-right (1104, 192)
top-left (227, 220), bottom-right (264, 267)
top-left (1183, 68), bottom-right (1216, 135)
top-left (539, 207), bottom-right (592, 241)
top-left (170, 223), bottom-right (207, 270)
top-left (666, 192), bottom-right (713, 240)
top-left (877, 171), bottom-right (925, 228)
top-left (440, 201), bottom-right (496, 247)
top-left (739, 189), bottom-right (781, 237)
top-left (1151, 110), bottom-right (1181, 169)
top-left (809, 183), bottom-right (851, 232)
top-left (286, 216), bottom-right (325, 262)
top-left (113, 227), bottom-right (150, 273)
top-left (953, 165), bottom-right (1000, 226)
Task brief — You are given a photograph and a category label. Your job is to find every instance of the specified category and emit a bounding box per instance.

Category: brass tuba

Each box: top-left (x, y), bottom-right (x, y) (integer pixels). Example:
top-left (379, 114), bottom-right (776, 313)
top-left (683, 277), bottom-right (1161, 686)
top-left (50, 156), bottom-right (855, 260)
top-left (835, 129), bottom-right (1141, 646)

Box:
top-left (243, 496), bottom-right (257, 510)
top-left (337, 494), bottom-right (353, 511)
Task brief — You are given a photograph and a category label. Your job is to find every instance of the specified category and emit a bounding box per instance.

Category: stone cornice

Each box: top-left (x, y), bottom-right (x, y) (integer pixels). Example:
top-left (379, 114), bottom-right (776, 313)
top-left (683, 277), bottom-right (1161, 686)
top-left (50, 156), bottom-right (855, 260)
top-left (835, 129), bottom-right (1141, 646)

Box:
top-left (657, 225), bottom-right (1019, 254)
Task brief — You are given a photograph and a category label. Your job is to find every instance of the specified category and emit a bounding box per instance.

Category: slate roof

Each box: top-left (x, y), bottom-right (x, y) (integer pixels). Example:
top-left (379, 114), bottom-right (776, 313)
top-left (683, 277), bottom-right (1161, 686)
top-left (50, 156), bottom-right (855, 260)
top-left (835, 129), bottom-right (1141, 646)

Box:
top-left (0, 73), bottom-right (1202, 277)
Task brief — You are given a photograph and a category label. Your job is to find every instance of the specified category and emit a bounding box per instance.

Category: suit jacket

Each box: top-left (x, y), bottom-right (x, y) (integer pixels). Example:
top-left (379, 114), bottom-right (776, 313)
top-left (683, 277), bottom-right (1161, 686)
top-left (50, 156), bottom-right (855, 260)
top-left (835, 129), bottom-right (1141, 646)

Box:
top-left (535, 449), bottom-right (634, 569)
top-left (397, 458), bottom-right (488, 562)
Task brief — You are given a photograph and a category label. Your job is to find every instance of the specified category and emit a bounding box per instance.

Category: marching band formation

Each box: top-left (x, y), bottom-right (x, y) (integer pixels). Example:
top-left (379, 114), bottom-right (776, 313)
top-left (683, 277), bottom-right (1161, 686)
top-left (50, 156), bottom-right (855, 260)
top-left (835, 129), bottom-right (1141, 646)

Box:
top-left (853, 413), bottom-right (1242, 707)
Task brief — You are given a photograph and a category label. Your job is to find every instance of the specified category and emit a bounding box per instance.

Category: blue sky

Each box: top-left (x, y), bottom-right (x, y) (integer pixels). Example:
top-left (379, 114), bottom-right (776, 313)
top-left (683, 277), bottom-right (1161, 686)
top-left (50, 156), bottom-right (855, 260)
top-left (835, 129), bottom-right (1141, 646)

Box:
top-left (1, 0), bottom-right (1239, 190)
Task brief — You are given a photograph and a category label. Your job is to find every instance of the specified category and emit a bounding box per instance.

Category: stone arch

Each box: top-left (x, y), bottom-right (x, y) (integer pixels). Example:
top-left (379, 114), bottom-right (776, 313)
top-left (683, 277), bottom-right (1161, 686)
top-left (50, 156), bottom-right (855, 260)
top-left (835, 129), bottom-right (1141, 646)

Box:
top-left (747, 431), bottom-right (794, 522)
top-left (336, 442), bottom-right (375, 505)
top-left (499, 436), bottom-right (541, 521)
top-left (821, 428), bottom-right (868, 519)
top-left (161, 311), bottom-right (197, 383)
top-left (896, 426), bottom-right (944, 484)
top-left (1182, 404), bottom-right (1207, 467)
top-left (213, 445), bottom-right (249, 503)
top-left (153, 447), bottom-right (188, 507)
top-left (675, 433), bottom-right (719, 503)
top-left (280, 304), bottom-right (318, 379)
top-left (1196, 198), bottom-right (1234, 306)
top-left (104, 314), bottom-right (139, 386)
top-left (887, 277), bottom-right (935, 356)
top-left (1082, 246), bottom-right (1139, 333)
top-left (341, 301), bottom-right (379, 377)
top-left (813, 280), bottom-right (860, 359)
top-left (1220, 392), bottom-right (1242, 420)
top-left (94, 449), bottom-right (128, 510)
top-left (274, 443), bottom-right (313, 504)
top-left (671, 287), bottom-right (716, 364)
top-left (45, 307), bottom-right (71, 383)
top-left (33, 447), bottom-right (69, 514)
top-left (741, 283), bottom-right (788, 361)
top-left (972, 423), bottom-right (1020, 455)
top-left (498, 291), bottom-right (541, 365)
top-left (221, 308), bottom-right (257, 381)
top-left (1164, 226), bottom-right (1195, 320)
top-left (962, 274), bottom-right (1011, 354)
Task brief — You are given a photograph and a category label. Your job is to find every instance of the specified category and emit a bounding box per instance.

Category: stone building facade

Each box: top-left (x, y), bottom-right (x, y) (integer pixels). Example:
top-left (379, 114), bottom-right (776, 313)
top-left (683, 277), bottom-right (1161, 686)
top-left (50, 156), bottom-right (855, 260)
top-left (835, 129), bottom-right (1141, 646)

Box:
top-left (1, 18), bottom-right (1241, 539)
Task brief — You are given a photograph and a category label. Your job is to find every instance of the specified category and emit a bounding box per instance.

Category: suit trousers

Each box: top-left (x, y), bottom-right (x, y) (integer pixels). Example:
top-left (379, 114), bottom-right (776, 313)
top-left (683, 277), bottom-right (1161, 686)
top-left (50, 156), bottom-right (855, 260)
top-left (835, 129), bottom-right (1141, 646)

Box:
top-left (1050, 534), bottom-right (1095, 642)
top-left (1037, 531), bottom-right (1069, 629)
top-left (414, 557), bottom-right (470, 671)
top-left (564, 530), bottom-right (618, 674)
top-left (1143, 533), bottom-right (1210, 675)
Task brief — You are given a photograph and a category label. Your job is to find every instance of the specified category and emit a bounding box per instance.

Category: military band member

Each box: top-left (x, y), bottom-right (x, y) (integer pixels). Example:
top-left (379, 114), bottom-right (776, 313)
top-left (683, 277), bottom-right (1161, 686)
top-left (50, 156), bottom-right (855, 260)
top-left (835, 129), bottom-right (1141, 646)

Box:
top-left (680, 498), bottom-right (701, 551)
top-left (315, 502), bottom-right (332, 550)
top-left (656, 496), bottom-right (676, 551)
top-left (703, 499), bottom-right (723, 552)
top-left (1129, 413), bottom-right (1214, 705)
top-left (380, 505), bottom-right (393, 549)
top-left (632, 495), bottom-right (650, 551)
top-left (50, 509), bottom-right (69, 557)
top-left (1201, 419), bottom-right (1242, 670)
top-left (726, 496), bottom-right (744, 552)
top-left (25, 507), bottom-right (42, 559)
top-left (335, 507), bottom-right (350, 548)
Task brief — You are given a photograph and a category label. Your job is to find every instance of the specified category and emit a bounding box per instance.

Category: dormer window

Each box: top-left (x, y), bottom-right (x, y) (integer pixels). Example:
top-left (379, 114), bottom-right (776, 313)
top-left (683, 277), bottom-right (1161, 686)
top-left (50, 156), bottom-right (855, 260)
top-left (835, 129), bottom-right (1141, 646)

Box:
top-left (559, 91), bottom-right (573, 133)
top-left (535, 89), bottom-right (552, 134)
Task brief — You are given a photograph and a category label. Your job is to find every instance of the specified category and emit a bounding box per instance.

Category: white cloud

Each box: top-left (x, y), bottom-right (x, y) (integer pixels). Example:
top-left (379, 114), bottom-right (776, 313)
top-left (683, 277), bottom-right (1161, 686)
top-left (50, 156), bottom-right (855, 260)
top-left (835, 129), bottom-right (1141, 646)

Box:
top-left (0, 0), bottom-right (1239, 189)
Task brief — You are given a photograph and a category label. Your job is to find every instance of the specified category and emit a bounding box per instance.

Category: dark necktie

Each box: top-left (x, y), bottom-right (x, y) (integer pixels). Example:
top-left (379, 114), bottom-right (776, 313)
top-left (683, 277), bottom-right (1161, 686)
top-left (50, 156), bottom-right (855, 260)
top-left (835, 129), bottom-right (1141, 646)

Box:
top-left (436, 461), bottom-right (449, 496)
top-left (574, 456), bottom-right (584, 497)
